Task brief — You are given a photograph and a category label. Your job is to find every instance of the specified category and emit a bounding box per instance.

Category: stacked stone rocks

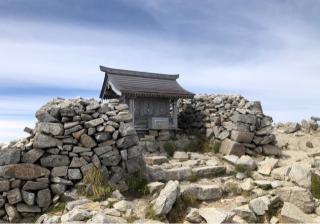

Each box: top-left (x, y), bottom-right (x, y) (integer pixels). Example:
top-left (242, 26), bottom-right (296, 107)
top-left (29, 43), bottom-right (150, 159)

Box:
top-left (0, 98), bottom-right (143, 222)
top-left (178, 94), bottom-right (279, 156)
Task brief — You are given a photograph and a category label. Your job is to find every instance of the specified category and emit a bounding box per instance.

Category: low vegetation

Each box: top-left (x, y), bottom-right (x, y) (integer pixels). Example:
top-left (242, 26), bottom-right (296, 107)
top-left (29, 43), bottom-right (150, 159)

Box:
top-left (311, 173), bottom-right (320, 199)
top-left (235, 164), bottom-right (253, 177)
top-left (48, 202), bottom-right (66, 214)
top-left (126, 171), bottom-right (149, 197)
top-left (77, 167), bottom-right (113, 201)
top-left (163, 142), bottom-right (176, 157)
top-left (145, 206), bottom-right (161, 221)
top-left (183, 132), bottom-right (221, 154)
top-left (167, 195), bottom-right (198, 223)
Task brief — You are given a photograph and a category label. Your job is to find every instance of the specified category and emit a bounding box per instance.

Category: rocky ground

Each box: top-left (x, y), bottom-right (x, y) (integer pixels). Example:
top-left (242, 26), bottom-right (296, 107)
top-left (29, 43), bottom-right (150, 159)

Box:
top-left (26, 122), bottom-right (320, 224)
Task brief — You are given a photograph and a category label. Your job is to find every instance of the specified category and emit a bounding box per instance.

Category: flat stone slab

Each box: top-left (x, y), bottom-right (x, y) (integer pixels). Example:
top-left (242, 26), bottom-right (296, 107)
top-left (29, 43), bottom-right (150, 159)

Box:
top-left (181, 184), bottom-right (223, 201)
top-left (0, 164), bottom-right (50, 180)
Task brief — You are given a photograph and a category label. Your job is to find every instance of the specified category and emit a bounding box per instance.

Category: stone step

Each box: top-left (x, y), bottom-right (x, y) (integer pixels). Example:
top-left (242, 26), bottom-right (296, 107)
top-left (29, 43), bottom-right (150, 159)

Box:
top-left (181, 183), bottom-right (223, 201)
top-left (147, 165), bottom-right (226, 181)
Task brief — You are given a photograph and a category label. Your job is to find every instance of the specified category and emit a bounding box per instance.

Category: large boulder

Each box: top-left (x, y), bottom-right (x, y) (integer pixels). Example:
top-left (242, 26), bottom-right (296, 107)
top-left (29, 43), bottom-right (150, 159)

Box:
top-left (37, 122), bottom-right (64, 136)
top-left (0, 148), bottom-right (20, 166)
top-left (40, 155), bottom-right (70, 167)
top-left (199, 207), bottom-right (235, 224)
top-left (280, 202), bottom-right (315, 223)
top-left (21, 149), bottom-right (44, 163)
top-left (0, 164), bottom-right (50, 180)
top-left (275, 186), bottom-right (315, 213)
top-left (220, 139), bottom-right (245, 157)
top-left (153, 180), bottom-right (180, 216)
top-left (33, 133), bottom-right (62, 148)
top-left (181, 184), bottom-right (223, 201)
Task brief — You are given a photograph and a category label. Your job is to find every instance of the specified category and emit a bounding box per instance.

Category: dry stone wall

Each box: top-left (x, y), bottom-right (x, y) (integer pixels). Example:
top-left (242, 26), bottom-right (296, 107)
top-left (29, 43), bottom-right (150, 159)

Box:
top-left (178, 94), bottom-right (279, 156)
top-left (0, 98), bottom-right (143, 222)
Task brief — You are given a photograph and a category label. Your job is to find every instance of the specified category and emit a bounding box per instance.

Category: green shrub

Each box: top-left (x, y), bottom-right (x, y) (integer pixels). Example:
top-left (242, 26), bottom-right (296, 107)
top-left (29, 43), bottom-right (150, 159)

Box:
top-left (311, 173), bottom-right (320, 199)
top-left (163, 142), bottom-right (176, 157)
top-left (145, 206), bottom-right (161, 221)
top-left (126, 171), bottom-right (149, 197)
top-left (212, 141), bottom-right (221, 154)
top-left (77, 167), bottom-right (113, 201)
top-left (48, 202), bottom-right (66, 214)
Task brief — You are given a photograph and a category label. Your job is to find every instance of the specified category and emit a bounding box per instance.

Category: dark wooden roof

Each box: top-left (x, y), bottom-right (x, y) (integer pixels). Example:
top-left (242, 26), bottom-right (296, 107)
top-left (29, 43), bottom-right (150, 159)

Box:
top-left (99, 66), bottom-right (195, 99)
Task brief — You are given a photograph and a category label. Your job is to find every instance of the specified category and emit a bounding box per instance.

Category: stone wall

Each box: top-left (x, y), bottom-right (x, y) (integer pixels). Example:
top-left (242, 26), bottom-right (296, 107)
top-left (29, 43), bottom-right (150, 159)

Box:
top-left (178, 94), bottom-right (279, 156)
top-left (0, 98), bottom-right (143, 222)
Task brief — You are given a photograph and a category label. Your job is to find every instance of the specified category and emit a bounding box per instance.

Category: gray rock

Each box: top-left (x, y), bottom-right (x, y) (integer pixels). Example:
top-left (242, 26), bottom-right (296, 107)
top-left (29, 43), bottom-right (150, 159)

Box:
top-left (0, 180), bottom-right (10, 192)
top-left (33, 133), bottom-right (62, 148)
top-left (21, 190), bottom-right (35, 206)
top-left (117, 135), bottom-right (139, 149)
top-left (233, 204), bottom-right (257, 223)
top-left (84, 118), bottom-right (104, 128)
top-left (16, 203), bottom-right (41, 213)
top-left (199, 207), bottom-right (235, 224)
top-left (192, 166), bottom-right (226, 177)
top-left (95, 132), bottom-right (111, 142)
top-left (236, 155), bottom-right (257, 170)
top-left (186, 208), bottom-right (203, 223)
top-left (7, 188), bottom-right (22, 205)
top-left (147, 182), bottom-right (165, 195)
top-left (72, 146), bottom-right (91, 153)
top-left (0, 148), bottom-right (20, 166)
top-left (37, 122), bottom-right (64, 136)
top-left (65, 199), bottom-right (92, 211)
top-left (181, 184), bottom-right (223, 201)
top-left (68, 169), bottom-right (82, 180)
top-left (281, 202), bottom-right (315, 223)
top-left (51, 184), bottom-right (66, 196)
top-left (36, 109), bottom-right (58, 123)
top-left (70, 157), bottom-right (88, 168)
top-left (231, 130), bottom-right (254, 143)
top-left (230, 113), bottom-right (256, 125)
top-left (119, 122), bottom-right (136, 137)
top-left (220, 139), bottom-right (246, 157)
top-left (288, 164), bottom-right (311, 188)
top-left (94, 145), bottom-right (112, 156)
top-left (248, 196), bottom-right (270, 216)
top-left (37, 189), bottom-right (52, 208)
top-left (51, 166), bottom-right (68, 177)
top-left (275, 186), bottom-right (315, 213)
top-left (87, 213), bottom-right (127, 223)
top-left (0, 164), bottom-right (50, 180)
top-left (23, 181), bottom-right (48, 191)
top-left (173, 151), bottom-right (189, 161)
top-left (61, 208), bottom-right (92, 222)
top-left (40, 155), bottom-right (70, 167)
top-left (5, 204), bottom-right (20, 222)
top-left (223, 155), bottom-right (239, 165)
top-left (258, 157), bottom-right (278, 176)
top-left (262, 145), bottom-right (281, 156)
top-left (284, 122), bottom-right (301, 134)
top-left (153, 180), bottom-right (180, 216)
top-left (21, 149), bottom-right (44, 163)
top-left (127, 146), bottom-right (141, 159)
top-left (110, 113), bottom-right (133, 123)
top-left (113, 200), bottom-right (133, 212)
top-left (80, 134), bottom-right (97, 148)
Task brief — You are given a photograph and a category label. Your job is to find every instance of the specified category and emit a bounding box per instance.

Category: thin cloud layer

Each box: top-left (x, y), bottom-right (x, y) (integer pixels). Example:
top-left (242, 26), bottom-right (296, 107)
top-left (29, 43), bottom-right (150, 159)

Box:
top-left (0, 0), bottom-right (319, 142)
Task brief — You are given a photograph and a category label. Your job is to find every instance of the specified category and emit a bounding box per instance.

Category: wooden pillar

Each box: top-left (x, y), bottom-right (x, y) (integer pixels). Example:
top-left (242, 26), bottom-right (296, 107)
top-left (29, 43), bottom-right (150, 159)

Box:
top-left (173, 99), bottom-right (178, 129)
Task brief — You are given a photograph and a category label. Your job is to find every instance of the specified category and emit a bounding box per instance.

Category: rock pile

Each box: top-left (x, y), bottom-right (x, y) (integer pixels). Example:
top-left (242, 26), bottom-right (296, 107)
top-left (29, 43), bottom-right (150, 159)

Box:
top-left (178, 94), bottom-right (279, 156)
top-left (0, 98), bottom-right (143, 222)
top-left (276, 120), bottom-right (318, 134)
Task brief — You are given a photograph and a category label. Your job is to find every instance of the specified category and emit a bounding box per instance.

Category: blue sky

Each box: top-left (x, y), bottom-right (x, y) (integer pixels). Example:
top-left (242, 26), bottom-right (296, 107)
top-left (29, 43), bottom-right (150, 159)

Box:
top-left (0, 0), bottom-right (320, 142)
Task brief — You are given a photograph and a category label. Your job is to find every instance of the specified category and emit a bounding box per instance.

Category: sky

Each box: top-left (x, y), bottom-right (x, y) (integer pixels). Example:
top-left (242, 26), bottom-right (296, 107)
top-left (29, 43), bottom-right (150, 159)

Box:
top-left (0, 0), bottom-right (320, 142)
